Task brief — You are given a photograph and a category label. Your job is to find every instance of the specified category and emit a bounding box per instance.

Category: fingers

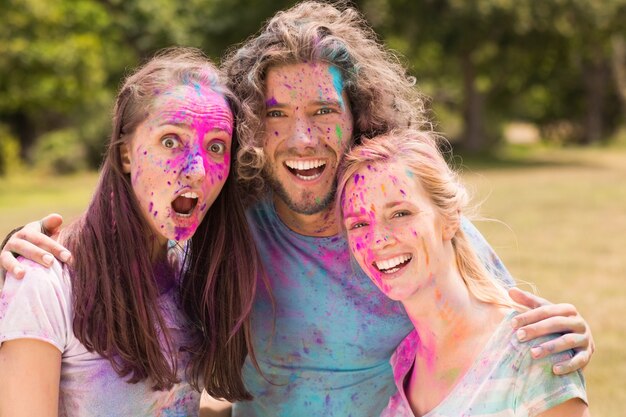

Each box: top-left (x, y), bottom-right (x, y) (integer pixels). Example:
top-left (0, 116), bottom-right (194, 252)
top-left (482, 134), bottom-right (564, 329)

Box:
top-left (552, 348), bottom-right (592, 375)
top-left (529, 332), bottom-right (588, 360)
top-left (0, 250), bottom-right (25, 279)
top-left (511, 302), bottom-right (577, 329)
top-left (40, 213), bottom-right (64, 237)
top-left (2, 227), bottom-right (71, 268)
top-left (508, 287), bottom-right (550, 309)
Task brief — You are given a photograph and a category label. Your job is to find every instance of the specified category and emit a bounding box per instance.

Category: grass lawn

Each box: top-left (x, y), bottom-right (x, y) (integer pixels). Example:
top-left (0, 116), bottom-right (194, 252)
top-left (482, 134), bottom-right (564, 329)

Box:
top-left (0, 146), bottom-right (623, 415)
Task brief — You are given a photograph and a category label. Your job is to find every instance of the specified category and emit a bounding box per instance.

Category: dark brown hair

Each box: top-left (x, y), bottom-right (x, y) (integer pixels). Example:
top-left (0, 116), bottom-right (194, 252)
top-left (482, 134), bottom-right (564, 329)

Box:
top-left (61, 47), bottom-right (261, 400)
top-left (222, 0), bottom-right (430, 199)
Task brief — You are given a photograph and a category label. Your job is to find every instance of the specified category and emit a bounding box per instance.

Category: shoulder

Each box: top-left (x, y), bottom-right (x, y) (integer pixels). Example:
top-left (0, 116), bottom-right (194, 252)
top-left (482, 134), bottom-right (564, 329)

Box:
top-left (5, 258), bottom-right (70, 296)
top-left (0, 259), bottom-right (72, 352)
top-left (504, 314), bottom-right (587, 415)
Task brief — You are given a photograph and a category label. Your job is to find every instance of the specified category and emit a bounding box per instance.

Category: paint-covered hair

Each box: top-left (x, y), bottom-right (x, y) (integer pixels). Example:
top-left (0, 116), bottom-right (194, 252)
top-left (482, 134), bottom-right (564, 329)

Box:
top-left (337, 129), bottom-right (521, 309)
top-left (61, 47), bottom-right (262, 400)
top-left (222, 0), bottom-right (429, 199)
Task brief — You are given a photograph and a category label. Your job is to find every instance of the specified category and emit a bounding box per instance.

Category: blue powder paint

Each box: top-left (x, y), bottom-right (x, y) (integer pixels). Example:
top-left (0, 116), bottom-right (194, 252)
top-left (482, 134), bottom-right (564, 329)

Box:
top-left (405, 168), bottom-right (414, 178)
top-left (193, 81), bottom-right (202, 96)
top-left (328, 66), bottom-right (344, 108)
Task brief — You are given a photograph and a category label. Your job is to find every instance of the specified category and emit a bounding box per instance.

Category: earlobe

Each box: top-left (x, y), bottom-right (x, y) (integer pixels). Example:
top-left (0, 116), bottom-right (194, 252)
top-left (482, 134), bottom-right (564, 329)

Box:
top-left (120, 143), bottom-right (132, 173)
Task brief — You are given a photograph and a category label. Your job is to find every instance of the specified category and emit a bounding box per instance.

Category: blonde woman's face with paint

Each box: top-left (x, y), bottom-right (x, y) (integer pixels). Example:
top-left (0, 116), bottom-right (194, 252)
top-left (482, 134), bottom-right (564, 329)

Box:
top-left (263, 62), bottom-right (354, 214)
top-left (342, 162), bottom-right (451, 301)
top-left (122, 83), bottom-right (233, 245)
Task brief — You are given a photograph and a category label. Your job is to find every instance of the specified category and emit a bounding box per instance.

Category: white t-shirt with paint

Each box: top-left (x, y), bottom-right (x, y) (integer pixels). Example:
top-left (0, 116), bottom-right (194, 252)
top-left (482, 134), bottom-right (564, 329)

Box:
top-left (382, 310), bottom-right (587, 417)
top-left (0, 258), bottom-right (200, 417)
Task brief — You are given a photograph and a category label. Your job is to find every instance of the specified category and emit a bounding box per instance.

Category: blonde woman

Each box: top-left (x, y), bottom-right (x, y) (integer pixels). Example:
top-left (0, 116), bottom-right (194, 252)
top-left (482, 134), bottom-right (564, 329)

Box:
top-left (337, 129), bottom-right (588, 417)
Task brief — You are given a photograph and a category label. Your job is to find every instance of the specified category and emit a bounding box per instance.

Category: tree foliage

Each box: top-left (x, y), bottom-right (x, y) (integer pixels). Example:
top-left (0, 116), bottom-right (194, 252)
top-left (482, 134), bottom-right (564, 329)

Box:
top-left (0, 0), bottom-right (624, 175)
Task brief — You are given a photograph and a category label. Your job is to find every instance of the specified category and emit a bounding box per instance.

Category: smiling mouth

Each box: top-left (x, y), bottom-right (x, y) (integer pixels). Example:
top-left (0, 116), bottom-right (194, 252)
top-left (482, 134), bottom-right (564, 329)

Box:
top-left (374, 254), bottom-right (413, 274)
top-left (171, 192), bottom-right (199, 217)
top-left (284, 159), bottom-right (326, 181)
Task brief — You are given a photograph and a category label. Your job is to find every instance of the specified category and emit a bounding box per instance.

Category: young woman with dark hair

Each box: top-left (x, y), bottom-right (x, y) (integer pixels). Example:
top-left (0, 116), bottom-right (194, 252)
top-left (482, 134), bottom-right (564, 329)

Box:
top-left (0, 47), bottom-right (262, 416)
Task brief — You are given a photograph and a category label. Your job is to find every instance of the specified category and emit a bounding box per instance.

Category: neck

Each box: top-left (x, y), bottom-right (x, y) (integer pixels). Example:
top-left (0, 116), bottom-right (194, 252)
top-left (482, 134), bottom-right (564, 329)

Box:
top-left (401, 251), bottom-right (496, 371)
top-left (273, 195), bottom-right (340, 237)
top-left (149, 234), bottom-right (169, 262)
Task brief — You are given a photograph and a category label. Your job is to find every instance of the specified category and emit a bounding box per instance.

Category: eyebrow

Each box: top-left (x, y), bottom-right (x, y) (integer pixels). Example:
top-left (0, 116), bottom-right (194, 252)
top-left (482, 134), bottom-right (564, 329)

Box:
top-left (343, 201), bottom-right (406, 218)
top-left (265, 99), bottom-right (343, 108)
top-left (384, 201), bottom-right (405, 209)
top-left (156, 122), bottom-right (231, 133)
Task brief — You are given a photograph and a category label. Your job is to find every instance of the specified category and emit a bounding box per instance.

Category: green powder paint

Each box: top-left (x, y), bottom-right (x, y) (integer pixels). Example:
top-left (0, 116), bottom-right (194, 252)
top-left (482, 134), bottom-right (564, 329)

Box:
top-left (335, 124), bottom-right (343, 146)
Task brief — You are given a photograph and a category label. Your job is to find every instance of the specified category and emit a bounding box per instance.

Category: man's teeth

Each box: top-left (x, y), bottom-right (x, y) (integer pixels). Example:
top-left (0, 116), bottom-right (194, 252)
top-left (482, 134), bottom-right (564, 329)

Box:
top-left (285, 159), bottom-right (326, 170)
top-left (181, 191), bottom-right (198, 199)
top-left (375, 254), bottom-right (412, 273)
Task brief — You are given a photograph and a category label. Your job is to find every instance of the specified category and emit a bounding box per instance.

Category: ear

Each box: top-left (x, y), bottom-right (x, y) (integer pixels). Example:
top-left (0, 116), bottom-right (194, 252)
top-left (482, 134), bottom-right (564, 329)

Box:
top-left (120, 143), bottom-right (132, 173)
top-left (442, 210), bottom-right (461, 241)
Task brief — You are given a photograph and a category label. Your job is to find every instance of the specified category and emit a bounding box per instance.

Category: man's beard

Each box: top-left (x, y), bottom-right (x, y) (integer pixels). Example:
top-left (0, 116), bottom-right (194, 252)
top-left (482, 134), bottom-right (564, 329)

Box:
top-left (264, 166), bottom-right (336, 215)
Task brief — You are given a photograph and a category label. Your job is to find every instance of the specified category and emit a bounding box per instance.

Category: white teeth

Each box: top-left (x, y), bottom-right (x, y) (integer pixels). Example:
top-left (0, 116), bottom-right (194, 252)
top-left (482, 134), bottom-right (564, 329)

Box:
top-left (295, 172), bottom-right (322, 181)
top-left (375, 254), bottom-right (412, 273)
top-left (285, 159), bottom-right (326, 171)
top-left (181, 192), bottom-right (198, 199)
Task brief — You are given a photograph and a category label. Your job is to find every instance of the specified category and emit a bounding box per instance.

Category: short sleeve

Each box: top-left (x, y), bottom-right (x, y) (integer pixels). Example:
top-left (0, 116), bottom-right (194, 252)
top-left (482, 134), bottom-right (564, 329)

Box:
top-left (514, 338), bottom-right (587, 417)
top-left (461, 217), bottom-right (515, 286)
top-left (0, 259), bottom-right (72, 353)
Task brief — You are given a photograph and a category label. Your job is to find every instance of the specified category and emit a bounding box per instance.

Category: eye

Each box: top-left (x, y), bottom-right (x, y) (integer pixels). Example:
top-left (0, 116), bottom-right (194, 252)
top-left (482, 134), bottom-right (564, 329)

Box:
top-left (266, 110), bottom-right (285, 118)
top-left (208, 141), bottom-right (227, 155)
top-left (161, 135), bottom-right (180, 149)
top-left (392, 210), bottom-right (411, 219)
top-left (315, 107), bottom-right (334, 115)
top-left (348, 221), bottom-right (368, 230)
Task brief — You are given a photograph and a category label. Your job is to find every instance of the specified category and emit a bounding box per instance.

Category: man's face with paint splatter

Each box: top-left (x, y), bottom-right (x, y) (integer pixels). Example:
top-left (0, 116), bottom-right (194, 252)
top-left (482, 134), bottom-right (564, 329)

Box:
top-left (263, 62), bottom-right (354, 215)
top-left (342, 161), bottom-right (452, 302)
top-left (122, 83), bottom-right (233, 245)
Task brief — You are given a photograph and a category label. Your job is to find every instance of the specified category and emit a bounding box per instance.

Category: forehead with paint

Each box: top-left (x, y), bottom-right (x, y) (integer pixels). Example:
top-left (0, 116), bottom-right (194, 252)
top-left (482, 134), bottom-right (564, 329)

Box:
top-left (341, 161), bottom-right (421, 224)
top-left (122, 82), bottom-right (233, 244)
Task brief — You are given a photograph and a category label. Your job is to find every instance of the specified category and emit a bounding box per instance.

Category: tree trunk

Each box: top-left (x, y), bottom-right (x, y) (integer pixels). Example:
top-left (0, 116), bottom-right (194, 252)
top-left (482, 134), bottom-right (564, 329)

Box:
top-left (461, 49), bottom-right (485, 152)
top-left (582, 54), bottom-right (607, 144)
top-left (611, 35), bottom-right (626, 121)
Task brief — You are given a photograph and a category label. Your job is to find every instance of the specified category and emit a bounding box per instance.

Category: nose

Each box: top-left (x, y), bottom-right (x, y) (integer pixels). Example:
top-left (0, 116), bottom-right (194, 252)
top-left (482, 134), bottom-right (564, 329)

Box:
top-left (370, 224), bottom-right (395, 250)
top-left (182, 152), bottom-right (207, 183)
top-left (286, 114), bottom-right (319, 151)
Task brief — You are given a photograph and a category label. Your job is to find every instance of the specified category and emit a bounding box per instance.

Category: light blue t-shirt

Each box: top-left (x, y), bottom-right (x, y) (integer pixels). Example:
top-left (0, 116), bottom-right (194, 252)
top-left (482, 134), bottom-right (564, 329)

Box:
top-left (382, 310), bottom-right (587, 417)
top-left (234, 199), bottom-right (514, 416)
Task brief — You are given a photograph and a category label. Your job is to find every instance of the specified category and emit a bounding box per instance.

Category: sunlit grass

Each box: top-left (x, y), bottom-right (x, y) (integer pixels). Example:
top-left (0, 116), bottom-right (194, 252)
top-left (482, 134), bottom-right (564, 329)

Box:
top-left (0, 147), bottom-right (623, 415)
top-left (461, 146), bottom-right (625, 417)
top-left (0, 171), bottom-right (99, 236)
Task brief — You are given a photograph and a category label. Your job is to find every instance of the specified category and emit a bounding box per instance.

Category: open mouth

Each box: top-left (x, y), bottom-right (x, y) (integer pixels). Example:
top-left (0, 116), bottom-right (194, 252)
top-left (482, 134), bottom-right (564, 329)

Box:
top-left (284, 159), bottom-right (326, 181)
top-left (373, 254), bottom-right (412, 274)
top-left (171, 191), bottom-right (199, 217)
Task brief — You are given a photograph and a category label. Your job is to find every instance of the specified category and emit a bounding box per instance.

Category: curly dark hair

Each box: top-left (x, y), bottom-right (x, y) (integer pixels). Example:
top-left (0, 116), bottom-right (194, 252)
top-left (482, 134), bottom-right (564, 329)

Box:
top-left (222, 1), bottom-right (430, 199)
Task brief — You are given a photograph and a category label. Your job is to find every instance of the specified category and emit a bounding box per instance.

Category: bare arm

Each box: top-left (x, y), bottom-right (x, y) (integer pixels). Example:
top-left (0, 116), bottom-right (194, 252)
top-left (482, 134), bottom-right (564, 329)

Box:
top-left (0, 339), bottom-right (62, 417)
top-left (509, 288), bottom-right (595, 375)
top-left (535, 398), bottom-right (589, 417)
top-left (0, 214), bottom-right (70, 279)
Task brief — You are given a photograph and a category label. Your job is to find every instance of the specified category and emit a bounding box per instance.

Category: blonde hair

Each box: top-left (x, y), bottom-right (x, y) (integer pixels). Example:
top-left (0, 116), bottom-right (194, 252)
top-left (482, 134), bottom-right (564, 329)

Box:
top-left (222, 1), bottom-right (429, 199)
top-left (337, 129), bottom-right (523, 309)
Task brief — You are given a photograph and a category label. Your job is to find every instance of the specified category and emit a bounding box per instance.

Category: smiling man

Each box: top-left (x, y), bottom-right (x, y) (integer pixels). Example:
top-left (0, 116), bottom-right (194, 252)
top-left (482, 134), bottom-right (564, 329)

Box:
top-left (219, 2), bottom-right (594, 416)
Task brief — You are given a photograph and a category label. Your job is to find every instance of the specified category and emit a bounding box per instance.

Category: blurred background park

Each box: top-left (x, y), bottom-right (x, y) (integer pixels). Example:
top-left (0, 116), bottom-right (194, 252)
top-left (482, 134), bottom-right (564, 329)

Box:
top-left (0, 0), bottom-right (624, 415)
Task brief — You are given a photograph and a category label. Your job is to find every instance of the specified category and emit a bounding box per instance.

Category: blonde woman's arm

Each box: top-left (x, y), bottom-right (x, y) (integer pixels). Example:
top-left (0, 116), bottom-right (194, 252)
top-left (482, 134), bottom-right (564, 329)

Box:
top-left (535, 398), bottom-right (589, 417)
